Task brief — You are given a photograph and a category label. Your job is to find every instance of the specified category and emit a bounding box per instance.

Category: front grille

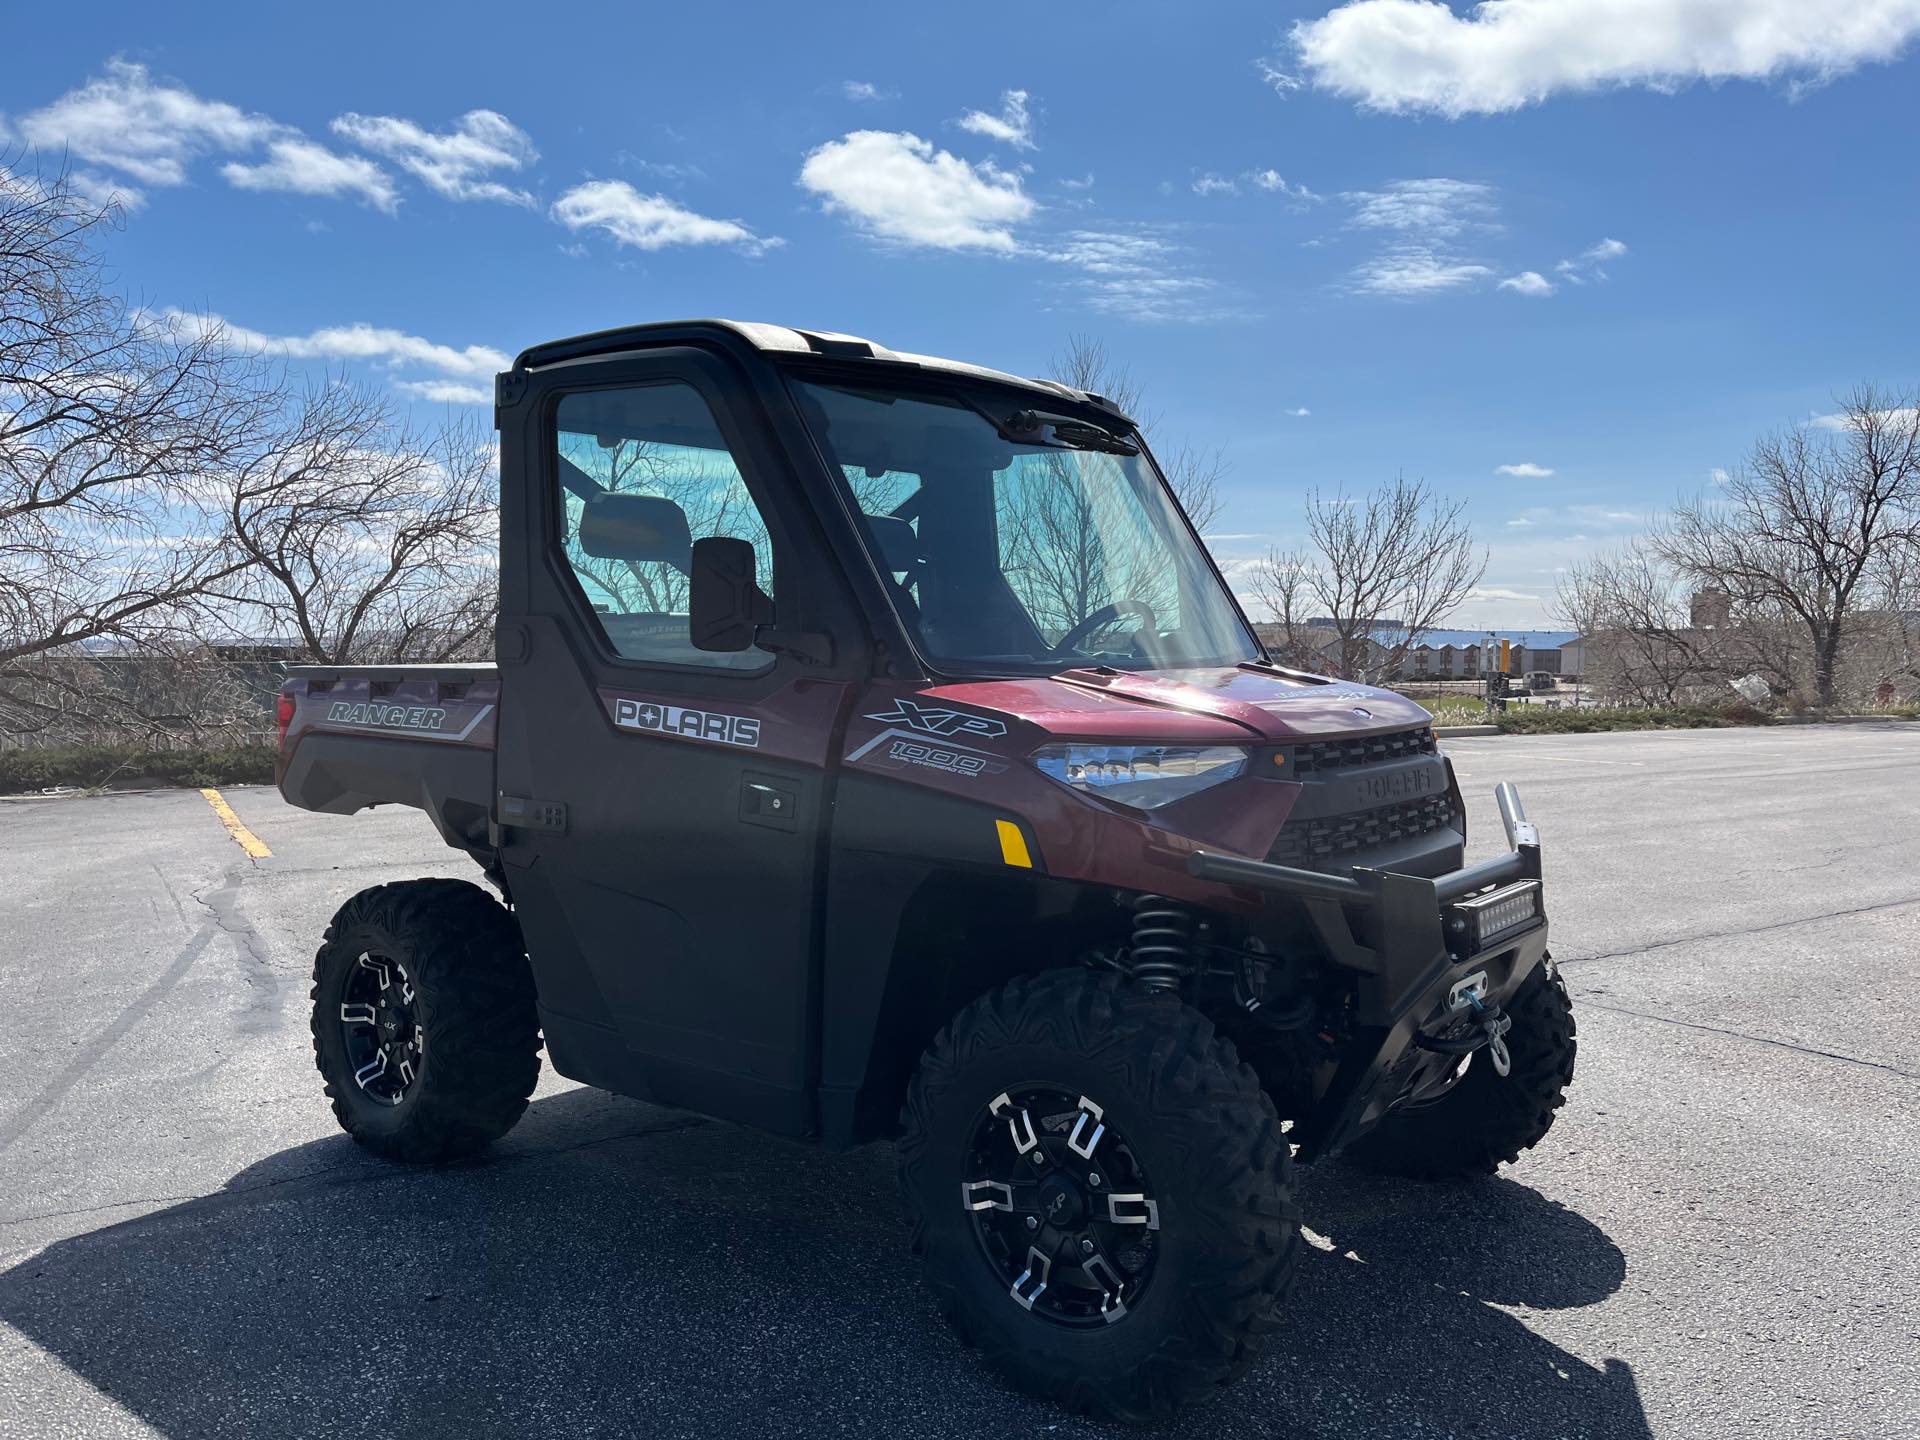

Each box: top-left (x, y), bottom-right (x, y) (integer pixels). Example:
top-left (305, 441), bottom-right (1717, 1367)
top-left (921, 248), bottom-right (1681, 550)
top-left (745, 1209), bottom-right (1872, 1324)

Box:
top-left (1292, 726), bottom-right (1436, 774)
top-left (1269, 791), bottom-right (1459, 870)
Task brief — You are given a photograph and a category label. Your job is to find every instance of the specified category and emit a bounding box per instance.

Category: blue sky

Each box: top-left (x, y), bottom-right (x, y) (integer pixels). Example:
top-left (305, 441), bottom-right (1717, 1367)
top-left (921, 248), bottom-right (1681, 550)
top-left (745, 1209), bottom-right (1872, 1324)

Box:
top-left (4, 1), bottom-right (1917, 625)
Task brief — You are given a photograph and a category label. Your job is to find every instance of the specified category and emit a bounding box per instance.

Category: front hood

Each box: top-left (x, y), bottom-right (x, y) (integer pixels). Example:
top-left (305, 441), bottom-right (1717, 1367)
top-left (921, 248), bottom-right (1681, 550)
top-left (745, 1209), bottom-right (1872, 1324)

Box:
top-left (919, 665), bottom-right (1431, 743)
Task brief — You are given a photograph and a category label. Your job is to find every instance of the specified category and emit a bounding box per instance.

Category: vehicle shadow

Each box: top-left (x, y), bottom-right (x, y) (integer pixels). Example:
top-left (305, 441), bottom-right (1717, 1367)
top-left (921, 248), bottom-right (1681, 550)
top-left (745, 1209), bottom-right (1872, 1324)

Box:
top-left (0, 1087), bottom-right (1648, 1439)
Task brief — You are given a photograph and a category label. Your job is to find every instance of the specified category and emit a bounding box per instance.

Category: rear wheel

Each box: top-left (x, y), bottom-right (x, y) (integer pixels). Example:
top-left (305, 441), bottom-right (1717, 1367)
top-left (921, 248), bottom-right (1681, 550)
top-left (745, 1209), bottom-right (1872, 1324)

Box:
top-left (900, 971), bottom-right (1299, 1421)
top-left (311, 878), bottom-right (540, 1162)
top-left (1343, 956), bottom-right (1576, 1179)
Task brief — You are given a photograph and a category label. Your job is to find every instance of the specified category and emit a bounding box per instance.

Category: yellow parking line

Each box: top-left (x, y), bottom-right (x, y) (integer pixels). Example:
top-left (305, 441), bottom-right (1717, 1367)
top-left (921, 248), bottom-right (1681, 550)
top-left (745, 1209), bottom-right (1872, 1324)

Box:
top-left (199, 787), bottom-right (272, 859)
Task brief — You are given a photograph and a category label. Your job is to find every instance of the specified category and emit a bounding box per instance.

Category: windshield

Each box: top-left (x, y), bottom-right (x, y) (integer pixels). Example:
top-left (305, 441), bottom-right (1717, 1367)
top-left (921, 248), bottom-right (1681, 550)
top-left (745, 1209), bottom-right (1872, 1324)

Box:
top-left (793, 379), bottom-right (1261, 675)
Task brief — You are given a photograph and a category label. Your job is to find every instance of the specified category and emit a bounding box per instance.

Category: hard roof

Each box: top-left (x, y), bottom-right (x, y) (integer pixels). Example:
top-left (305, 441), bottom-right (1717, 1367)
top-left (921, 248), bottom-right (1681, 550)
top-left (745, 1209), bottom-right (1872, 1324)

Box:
top-left (512, 318), bottom-right (1121, 416)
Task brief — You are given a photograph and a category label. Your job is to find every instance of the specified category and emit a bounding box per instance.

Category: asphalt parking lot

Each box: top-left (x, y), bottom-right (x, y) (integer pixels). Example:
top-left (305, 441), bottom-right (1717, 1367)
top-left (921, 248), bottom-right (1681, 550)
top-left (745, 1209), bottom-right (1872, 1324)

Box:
top-left (2, 724), bottom-right (1917, 1439)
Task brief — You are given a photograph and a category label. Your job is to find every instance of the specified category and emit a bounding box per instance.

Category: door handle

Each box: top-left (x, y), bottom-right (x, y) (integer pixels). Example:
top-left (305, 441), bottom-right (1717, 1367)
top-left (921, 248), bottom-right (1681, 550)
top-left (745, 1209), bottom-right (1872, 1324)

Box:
top-left (739, 775), bottom-right (799, 833)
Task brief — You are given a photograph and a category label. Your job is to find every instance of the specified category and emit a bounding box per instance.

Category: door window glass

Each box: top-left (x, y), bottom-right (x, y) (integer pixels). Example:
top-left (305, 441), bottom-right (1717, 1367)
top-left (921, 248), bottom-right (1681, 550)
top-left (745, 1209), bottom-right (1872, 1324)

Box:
top-left (554, 383), bottom-right (774, 670)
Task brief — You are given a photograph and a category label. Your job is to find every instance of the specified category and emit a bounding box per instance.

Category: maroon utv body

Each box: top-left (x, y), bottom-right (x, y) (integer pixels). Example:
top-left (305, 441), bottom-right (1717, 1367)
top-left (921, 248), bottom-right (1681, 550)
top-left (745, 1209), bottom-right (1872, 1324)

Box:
top-left (278, 320), bottom-right (1575, 1421)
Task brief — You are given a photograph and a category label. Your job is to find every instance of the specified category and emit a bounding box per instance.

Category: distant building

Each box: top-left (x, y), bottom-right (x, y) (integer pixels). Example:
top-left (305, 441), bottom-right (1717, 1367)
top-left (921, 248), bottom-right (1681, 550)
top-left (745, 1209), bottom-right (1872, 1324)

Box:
top-left (1251, 623), bottom-right (1582, 682)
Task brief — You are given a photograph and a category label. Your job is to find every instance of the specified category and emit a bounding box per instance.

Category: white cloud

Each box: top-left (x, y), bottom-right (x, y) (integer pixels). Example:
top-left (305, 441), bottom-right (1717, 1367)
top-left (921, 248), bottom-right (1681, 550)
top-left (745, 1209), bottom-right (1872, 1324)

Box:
top-left (1061, 173), bottom-right (1095, 191)
top-left (221, 138), bottom-right (399, 212)
top-left (1498, 269), bottom-right (1555, 296)
top-left (842, 80), bottom-right (892, 102)
top-left (1344, 177), bottom-right (1495, 236)
top-left (1341, 178), bottom-right (1497, 297)
top-left (1285, 406), bottom-right (1312, 417)
top-left (955, 89), bottom-right (1036, 149)
top-left (161, 310), bottom-right (509, 378)
top-left (551, 179), bottom-right (778, 253)
top-left (1464, 584), bottom-right (1538, 604)
top-left (799, 130), bottom-right (1033, 251)
top-left (394, 379), bottom-right (492, 405)
top-left (1248, 168), bottom-right (1321, 202)
top-left (11, 60), bottom-right (457, 216)
top-left (1810, 404), bottom-right (1920, 431)
top-left (67, 169), bottom-right (145, 211)
top-left (1046, 230), bottom-right (1228, 323)
top-left (10, 59), bottom-right (276, 186)
top-left (1348, 247), bottom-right (1492, 295)
top-left (1256, 58), bottom-right (1305, 94)
top-left (1194, 169), bottom-right (1321, 202)
top-left (1708, 466), bottom-right (1731, 484)
top-left (331, 109), bottom-right (537, 206)
top-left (1290, 0), bottom-right (1920, 116)
top-left (1555, 235), bottom-right (1629, 283)
top-left (1495, 461), bottom-right (1555, 477)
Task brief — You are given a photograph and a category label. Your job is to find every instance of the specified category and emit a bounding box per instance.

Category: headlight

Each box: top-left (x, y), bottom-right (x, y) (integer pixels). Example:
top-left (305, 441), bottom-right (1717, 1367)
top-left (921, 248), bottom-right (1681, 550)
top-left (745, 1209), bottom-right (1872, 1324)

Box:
top-left (1032, 744), bottom-right (1247, 810)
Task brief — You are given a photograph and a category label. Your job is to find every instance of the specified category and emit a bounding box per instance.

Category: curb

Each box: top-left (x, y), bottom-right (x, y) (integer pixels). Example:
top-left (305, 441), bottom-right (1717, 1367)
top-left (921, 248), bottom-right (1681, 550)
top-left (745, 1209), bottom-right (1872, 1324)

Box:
top-left (1430, 714), bottom-right (1914, 741)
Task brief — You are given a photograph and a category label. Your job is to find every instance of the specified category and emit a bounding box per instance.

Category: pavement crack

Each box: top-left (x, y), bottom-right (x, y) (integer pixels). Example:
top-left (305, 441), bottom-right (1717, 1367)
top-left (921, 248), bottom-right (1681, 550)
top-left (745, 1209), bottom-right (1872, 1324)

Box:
top-left (188, 866), bottom-right (285, 1032)
top-left (188, 868), bottom-right (275, 976)
top-left (1574, 998), bottom-right (1920, 1080)
top-left (1557, 892), bottom-right (1920, 967)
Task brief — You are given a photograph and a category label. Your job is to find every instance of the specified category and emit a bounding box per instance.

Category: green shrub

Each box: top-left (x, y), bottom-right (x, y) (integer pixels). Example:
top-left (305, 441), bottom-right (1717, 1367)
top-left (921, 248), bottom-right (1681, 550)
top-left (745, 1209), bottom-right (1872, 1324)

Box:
top-left (1423, 700), bottom-right (1492, 727)
top-left (1494, 703), bottom-right (1761, 734)
top-left (0, 744), bottom-right (276, 794)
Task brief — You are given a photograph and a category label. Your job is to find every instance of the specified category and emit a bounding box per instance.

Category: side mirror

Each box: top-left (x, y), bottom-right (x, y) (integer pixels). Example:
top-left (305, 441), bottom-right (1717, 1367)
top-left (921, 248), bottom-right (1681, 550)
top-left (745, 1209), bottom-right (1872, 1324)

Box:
top-left (689, 536), bottom-right (773, 652)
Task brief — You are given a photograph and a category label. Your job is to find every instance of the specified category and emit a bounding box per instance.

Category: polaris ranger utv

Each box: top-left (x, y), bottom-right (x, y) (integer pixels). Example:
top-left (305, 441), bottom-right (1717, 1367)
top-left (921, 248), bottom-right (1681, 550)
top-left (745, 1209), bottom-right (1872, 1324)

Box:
top-left (278, 319), bottom-right (1575, 1420)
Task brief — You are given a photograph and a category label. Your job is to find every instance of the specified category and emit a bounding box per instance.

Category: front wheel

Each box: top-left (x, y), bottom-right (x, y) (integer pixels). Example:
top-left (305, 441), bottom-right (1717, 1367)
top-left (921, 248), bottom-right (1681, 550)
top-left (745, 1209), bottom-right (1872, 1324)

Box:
top-left (310, 878), bottom-right (541, 1162)
top-left (1343, 955), bottom-right (1577, 1179)
top-left (899, 971), bottom-right (1300, 1421)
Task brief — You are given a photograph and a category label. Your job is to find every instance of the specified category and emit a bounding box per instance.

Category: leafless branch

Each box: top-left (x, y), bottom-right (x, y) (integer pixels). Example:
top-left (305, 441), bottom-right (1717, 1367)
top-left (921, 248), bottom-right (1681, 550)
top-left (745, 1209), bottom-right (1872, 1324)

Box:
top-left (1659, 385), bottom-right (1920, 705)
top-left (1049, 333), bottom-right (1225, 534)
top-left (1249, 477), bottom-right (1486, 682)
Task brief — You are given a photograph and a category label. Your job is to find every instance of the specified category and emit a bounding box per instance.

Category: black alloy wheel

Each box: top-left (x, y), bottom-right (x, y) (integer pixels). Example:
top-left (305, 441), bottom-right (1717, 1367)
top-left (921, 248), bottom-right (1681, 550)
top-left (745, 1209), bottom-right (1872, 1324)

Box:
top-left (311, 878), bottom-right (540, 1162)
top-left (961, 1084), bottom-right (1161, 1326)
top-left (336, 951), bottom-right (424, 1106)
top-left (900, 970), bottom-right (1300, 1421)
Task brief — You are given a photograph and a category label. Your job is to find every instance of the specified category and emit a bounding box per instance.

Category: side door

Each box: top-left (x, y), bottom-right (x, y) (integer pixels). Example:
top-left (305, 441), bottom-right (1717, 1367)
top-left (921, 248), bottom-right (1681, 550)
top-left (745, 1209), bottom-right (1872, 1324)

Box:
top-left (494, 348), bottom-right (855, 1135)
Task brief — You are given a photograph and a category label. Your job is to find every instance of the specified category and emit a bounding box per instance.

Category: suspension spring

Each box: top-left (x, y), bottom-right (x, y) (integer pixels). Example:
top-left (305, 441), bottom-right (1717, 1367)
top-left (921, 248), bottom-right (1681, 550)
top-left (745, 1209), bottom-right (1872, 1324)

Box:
top-left (1126, 894), bottom-right (1197, 993)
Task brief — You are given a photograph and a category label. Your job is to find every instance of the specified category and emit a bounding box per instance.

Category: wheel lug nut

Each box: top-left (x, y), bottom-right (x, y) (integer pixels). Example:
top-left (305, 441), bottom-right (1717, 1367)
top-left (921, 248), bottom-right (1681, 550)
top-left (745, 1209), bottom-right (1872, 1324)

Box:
top-left (1025, 1215), bottom-right (1038, 1231)
top-left (1088, 1173), bottom-right (1101, 1187)
top-left (1080, 1238), bottom-right (1095, 1255)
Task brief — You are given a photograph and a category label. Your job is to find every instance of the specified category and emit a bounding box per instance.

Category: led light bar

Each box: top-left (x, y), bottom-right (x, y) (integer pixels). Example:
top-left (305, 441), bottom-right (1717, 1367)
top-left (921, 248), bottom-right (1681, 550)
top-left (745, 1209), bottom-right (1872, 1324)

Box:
top-left (1449, 880), bottom-right (1544, 952)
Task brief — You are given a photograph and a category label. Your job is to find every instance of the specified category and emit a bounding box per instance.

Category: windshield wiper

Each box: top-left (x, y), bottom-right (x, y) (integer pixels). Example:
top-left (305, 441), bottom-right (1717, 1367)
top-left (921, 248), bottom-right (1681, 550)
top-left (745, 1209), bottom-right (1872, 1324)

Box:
top-left (1001, 407), bottom-right (1140, 456)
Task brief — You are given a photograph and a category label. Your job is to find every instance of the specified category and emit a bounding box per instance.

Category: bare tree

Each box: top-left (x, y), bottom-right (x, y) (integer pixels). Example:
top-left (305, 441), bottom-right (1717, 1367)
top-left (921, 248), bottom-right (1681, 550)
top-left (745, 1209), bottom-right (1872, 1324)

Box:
top-left (1249, 477), bottom-right (1486, 683)
top-left (995, 449), bottom-right (1180, 644)
top-left (217, 382), bottom-right (499, 664)
top-left (0, 160), bottom-right (296, 740)
top-left (0, 162), bottom-right (281, 671)
top-left (1660, 386), bottom-right (1920, 707)
top-left (1050, 334), bottom-right (1225, 534)
top-left (0, 640), bottom-right (269, 747)
top-left (1555, 544), bottom-right (1733, 704)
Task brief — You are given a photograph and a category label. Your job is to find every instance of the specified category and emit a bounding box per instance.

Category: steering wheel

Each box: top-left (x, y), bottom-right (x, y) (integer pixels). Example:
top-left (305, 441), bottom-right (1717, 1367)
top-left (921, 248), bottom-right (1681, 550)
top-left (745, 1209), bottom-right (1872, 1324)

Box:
top-left (1050, 600), bottom-right (1158, 658)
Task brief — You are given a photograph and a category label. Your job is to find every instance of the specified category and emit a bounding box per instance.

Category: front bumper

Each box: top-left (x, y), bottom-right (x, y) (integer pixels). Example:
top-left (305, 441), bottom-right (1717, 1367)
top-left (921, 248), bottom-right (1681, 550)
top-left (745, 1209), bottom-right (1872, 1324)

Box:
top-left (1188, 782), bottom-right (1549, 1159)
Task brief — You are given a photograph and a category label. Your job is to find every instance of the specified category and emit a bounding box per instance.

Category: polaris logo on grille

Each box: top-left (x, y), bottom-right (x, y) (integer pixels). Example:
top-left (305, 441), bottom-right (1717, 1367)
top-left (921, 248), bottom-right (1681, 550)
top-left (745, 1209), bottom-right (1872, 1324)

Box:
top-left (1356, 768), bottom-right (1434, 804)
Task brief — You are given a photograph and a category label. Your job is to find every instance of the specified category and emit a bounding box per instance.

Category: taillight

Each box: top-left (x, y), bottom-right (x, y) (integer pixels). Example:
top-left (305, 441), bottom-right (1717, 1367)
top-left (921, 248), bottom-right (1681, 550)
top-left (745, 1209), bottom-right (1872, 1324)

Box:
top-left (276, 692), bottom-right (296, 747)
